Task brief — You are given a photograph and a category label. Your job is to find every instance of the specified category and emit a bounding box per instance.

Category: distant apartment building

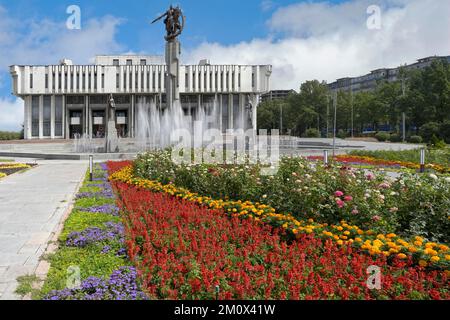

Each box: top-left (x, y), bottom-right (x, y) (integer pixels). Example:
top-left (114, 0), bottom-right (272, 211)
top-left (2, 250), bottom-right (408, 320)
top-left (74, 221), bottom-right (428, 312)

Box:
top-left (328, 55), bottom-right (450, 93)
top-left (260, 89), bottom-right (296, 103)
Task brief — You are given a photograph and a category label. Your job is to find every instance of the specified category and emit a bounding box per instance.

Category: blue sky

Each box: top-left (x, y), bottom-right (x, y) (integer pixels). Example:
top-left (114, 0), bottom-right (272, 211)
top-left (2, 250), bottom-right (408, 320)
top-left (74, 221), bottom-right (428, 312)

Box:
top-left (0, 0), bottom-right (449, 131)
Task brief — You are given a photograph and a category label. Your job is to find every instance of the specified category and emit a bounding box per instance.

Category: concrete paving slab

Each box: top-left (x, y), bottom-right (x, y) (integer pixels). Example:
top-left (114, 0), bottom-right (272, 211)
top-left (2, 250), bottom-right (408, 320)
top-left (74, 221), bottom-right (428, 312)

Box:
top-left (0, 161), bottom-right (86, 299)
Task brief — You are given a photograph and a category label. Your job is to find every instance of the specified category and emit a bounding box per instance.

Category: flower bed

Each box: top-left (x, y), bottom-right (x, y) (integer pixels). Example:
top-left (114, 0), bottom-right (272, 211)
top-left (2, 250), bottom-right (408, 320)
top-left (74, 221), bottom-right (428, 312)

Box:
top-left (110, 174), bottom-right (449, 300)
top-left (110, 161), bottom-right (449, 269)
top-left (130, 151), bottom-right (449, 244)
top-left (31, 163), bottom-right (147, 300)
top-left (0, 162), bottom-right (35, 177)
top-left (307, 154), bottom-right (449, 174)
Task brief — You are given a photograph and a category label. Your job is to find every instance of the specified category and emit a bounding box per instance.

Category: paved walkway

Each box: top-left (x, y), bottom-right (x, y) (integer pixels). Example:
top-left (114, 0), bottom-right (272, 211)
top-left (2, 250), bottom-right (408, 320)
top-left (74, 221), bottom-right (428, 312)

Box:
top-left (0, 161), bottom-right (87, 299)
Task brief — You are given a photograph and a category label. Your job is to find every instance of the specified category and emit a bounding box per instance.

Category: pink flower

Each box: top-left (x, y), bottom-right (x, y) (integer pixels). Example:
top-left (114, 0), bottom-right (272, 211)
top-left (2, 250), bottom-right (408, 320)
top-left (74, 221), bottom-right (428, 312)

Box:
top-left (336, 199), bottom-right (345, 208)
top-left (344, 195), bottom-right (353, 202)
top-left (352, 209), bottom-right (359, 215)
top-left (334, 191), bottom-right (344, 197)
top-left (372, 215), bottom-right (381, 222)
top-left (366, 173), bottom-right (375, 181)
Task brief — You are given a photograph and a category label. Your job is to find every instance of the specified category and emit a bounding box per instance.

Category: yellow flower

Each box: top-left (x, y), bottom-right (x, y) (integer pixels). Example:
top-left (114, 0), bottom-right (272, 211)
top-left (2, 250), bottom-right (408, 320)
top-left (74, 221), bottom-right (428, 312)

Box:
top-left (419, 260), bottom-right (428, 267)
top-left (397, 253), bottom-right (407, 259)
top-left (343, 231), bottom-right (350, 235)
top-left (430, 256), bottom-right (440, 263)
top-left (414, 241), bottom-right (423, 247)
top-left (386, 233), bottom-right (397, 238)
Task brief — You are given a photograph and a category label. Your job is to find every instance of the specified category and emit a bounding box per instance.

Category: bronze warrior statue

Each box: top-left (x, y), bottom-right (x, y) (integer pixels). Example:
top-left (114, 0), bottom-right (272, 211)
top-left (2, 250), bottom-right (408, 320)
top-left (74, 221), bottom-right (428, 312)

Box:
top-left (151, 5), bottom-right (185, 41)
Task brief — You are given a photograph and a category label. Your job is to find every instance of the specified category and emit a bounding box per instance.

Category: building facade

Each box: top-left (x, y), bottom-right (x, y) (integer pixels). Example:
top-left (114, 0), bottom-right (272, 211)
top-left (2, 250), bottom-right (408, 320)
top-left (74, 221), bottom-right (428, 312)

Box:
top-left (260, 90), bottom-right (296, 103)
top-left (10, 55), bottom-right (272, 140)
top-left (328, 55), bottom-right (450, 93)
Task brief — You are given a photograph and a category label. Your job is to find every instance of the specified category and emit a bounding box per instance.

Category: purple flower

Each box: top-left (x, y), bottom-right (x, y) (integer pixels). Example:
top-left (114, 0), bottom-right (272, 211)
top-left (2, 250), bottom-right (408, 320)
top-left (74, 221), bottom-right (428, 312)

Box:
top-left (66, 222), bottom-right (124, 248)
top-left (77, 204), bottom-right (120, 216)
top-left (43, 267), bottom-right (147, 300)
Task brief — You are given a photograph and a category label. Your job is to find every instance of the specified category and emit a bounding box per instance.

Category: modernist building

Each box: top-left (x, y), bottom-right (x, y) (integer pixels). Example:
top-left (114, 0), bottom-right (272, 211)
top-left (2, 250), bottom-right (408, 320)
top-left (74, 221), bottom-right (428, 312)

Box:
top-left (10, 55), bottom-right (272, 140)
top-left (328, 55), bottom-right (450, 93)
top-left (260, 90), bottom-right (296, 103)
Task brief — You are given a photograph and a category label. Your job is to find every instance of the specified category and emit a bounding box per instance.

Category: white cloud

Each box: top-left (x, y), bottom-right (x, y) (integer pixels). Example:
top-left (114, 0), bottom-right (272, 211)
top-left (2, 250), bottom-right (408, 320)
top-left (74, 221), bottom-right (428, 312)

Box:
top-left (0, 6), bottom-right (125, 131)
top-left (185, 0), bottom-right (450, 90)
top-left (0, 97), bottom-right (23, 131)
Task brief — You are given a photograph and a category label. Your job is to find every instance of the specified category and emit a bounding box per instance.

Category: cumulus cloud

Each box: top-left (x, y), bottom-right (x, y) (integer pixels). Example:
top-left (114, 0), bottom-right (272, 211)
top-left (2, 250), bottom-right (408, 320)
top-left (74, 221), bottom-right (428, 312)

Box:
top-left (185, 0), bottom-right (450, 90)
top-left (0, 5), bottom-right (125, 131)
top-left (0, 97), bottom-right (23, 131)
top-left (0, 6), bottom-right (125, 70)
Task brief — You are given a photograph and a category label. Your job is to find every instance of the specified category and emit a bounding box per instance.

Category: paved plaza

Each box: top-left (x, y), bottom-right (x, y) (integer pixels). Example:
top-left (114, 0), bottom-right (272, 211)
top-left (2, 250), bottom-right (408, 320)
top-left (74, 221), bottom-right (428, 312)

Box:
top-left (0, 160), bottom-right (87, 299)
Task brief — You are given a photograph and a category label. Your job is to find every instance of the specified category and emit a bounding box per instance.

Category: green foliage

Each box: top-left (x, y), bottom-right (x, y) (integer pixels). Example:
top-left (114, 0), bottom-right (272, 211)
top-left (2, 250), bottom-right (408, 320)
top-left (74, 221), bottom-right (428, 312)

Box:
top-left (59, 211), bottom-right (121, 241)
top-left (389, 133), bottom-right (402, 142)
top-left (375, 132), bottom-right (390, 142)
top-left (420, 122), bottom-right (441, 142)
top-left (304, 128), bottom-right (320, 138)
top-left (15, 275), bottom-right (41, 298)
top-left (0, 131), bottom-right (21, 140)
top-left (429, 135), bottom-right (447, 149)
top-left (336, 129), bottom-right (347, 139)
top-left (259, 60), bottom-right (450, 142)
top-left (407, 135), bottom-right (423, 144)
top-left (350, 148), bottom-right (450, 167)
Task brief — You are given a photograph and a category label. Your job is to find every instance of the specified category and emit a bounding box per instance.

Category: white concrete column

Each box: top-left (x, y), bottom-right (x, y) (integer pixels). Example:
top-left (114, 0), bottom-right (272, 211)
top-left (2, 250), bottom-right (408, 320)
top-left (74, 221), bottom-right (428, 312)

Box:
top-left (131, 95), bottom-right (135, 138)
top-left (85, 95), bottom-right (89, 135)
top-left (23, 96), bottom-right (31, 139)
top-left (50, 95), bottom-right (55, 139)
top-left (62, 96), bottom-right (66, 139)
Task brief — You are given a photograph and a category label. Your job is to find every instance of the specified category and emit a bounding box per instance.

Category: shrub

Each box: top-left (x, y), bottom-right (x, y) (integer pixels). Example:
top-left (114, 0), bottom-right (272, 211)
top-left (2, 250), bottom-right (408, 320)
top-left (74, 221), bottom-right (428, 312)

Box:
top-left (375, 132), bottom-right (389, 142)
top-left (0, 131), bottom-right (21, 140)
top-left (407, 135), bottom-right (423, 144)
top-left (429, 135), bottom-right (447, 149)
top-left (419, 122), bottom-right (440, 142)
top-left (439, 120), bottom-right (450, 144)
top-left (389, 133), bottom-right (402, 143)
top-left (337, 129), bottom-right (347, 139)
top-left (304, 128), bottom-right (320, 138)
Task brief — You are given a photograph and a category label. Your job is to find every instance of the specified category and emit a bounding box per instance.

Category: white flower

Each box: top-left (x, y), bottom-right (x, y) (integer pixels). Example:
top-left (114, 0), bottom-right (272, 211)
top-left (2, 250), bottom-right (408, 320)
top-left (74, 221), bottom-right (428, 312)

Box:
top-left (262, 194), bottom-right (267, 199)
top-left (429, 174), bottom-right (438, 180)
top-left (445, 177), bottom-right (450, 183)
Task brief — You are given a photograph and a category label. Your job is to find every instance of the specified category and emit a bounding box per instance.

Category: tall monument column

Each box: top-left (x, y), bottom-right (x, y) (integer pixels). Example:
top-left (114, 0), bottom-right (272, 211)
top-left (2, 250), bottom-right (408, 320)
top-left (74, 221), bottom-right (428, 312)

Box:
top-left (152, 5), bottom-right (185, 109)
top-left (165, 40), bottom-right (181, 109)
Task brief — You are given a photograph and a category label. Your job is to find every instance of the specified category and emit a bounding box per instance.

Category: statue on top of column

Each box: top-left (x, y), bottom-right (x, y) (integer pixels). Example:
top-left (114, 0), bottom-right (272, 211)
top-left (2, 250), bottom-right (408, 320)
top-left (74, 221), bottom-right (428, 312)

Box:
top-left (151, 5), bottom-right (185, 41)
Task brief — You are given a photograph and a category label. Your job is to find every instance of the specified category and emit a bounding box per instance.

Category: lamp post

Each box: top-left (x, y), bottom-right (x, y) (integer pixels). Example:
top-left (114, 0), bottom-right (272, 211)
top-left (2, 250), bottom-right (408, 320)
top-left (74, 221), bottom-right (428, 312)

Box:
top-left (332, 91), bottom-right (337, 158)
top-left (420, 148), bottom-right (425, 173)
top-left (89, 155), bottom-right (93, 181)
top-left (323, 150), bottom-right (329, 166)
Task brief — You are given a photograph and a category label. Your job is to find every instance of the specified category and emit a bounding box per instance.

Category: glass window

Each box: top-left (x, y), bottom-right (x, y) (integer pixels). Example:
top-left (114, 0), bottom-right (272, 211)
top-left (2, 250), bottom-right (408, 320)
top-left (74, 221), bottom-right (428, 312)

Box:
top-left (233, 94), bottom-right (240, 129)
top-left (221, 94), bottom-right (229, 132)
top-left (140, 59), bottom-right (146, 66)
top-left (55, 96), bottom-right (63, 136)
top-left (31, 96), bottom-right (39, 137)
top-left (43, 96), bottom-right (51, 136)
top-left (116, 73), bottom-right (119, 89)
top-left (113, 59), bottom-right (119, 66)
top-left (126, 59), bottom-right (132, 66)
top-left (45, 74), bottom-right (48, 89)
top-left (30, 74), bottom-right (33, 89)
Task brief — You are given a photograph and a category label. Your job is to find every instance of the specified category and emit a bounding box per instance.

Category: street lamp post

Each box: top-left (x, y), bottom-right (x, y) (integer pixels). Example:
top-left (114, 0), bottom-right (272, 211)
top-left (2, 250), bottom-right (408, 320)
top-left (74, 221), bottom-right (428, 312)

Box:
top-left (332, 91), bottom-right (337, 158)
top-left (89, 155), bottom-right (93, 181)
